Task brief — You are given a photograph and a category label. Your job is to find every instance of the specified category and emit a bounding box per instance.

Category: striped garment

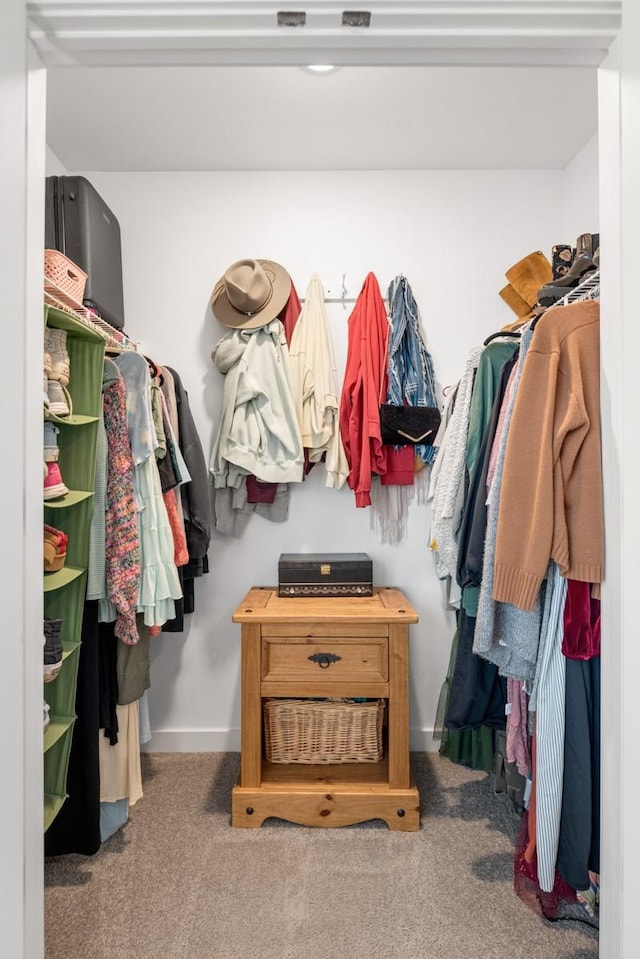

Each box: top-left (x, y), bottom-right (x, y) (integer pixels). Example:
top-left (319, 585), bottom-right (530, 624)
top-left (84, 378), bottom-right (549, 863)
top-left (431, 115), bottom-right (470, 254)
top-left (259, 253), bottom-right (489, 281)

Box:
top-left (532, 562), bottom-right (568, 892)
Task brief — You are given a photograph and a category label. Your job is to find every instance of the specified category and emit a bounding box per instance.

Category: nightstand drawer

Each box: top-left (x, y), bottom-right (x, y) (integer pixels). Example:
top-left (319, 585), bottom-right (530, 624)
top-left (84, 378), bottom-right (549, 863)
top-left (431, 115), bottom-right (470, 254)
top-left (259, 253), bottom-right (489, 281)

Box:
top-left (262, 637), bottom-right (388, 684)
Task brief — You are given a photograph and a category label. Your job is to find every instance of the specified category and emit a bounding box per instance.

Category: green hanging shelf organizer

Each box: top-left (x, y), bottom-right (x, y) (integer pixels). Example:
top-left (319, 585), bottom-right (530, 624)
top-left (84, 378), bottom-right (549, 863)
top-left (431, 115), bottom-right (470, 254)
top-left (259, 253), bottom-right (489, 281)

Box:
top-left (43, 306), bottom-right (105, 832)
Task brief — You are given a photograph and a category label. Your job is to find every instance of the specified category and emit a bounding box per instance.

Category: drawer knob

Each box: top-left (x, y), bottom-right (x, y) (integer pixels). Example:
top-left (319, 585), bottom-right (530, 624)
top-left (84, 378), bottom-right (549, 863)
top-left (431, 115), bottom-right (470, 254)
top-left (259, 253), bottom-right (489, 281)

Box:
top-left (308, 652), bottom-right (342, 669)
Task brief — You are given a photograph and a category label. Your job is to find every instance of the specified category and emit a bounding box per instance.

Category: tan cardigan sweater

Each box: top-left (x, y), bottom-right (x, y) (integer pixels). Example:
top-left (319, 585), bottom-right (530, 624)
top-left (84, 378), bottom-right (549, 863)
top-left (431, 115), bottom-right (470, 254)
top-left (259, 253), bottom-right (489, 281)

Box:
top-left (492, 299), bottom-right (603, 611)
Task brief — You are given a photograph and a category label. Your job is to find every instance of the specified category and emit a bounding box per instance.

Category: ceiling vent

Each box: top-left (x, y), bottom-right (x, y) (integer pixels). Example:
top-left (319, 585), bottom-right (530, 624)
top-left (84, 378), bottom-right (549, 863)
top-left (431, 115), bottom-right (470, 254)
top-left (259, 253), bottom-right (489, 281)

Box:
top-left (277, 11), bottom-right (307, 27)
top-left (342, 11), bottom-right (371, 28)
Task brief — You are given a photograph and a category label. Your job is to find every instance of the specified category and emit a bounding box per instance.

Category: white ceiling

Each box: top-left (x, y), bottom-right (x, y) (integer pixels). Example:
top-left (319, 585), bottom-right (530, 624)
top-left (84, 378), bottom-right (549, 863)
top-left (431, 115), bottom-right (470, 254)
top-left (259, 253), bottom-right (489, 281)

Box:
top-left (46, 64), bottom-right (598, 172)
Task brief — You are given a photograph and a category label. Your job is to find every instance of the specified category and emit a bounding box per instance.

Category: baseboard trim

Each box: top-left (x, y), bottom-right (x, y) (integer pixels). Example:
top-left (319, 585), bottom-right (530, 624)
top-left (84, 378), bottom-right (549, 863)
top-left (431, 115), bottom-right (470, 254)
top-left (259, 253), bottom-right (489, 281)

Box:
top-left (142, 728), bottom-right (441, 753)
top-left (141, 729), bottom-right (242, 753)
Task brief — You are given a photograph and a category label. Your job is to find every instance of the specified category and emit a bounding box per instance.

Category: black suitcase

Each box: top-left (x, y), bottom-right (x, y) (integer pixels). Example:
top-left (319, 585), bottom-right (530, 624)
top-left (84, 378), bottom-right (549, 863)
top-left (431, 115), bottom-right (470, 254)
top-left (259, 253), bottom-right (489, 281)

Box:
top-left (45, 175), bottom-right (125, 330)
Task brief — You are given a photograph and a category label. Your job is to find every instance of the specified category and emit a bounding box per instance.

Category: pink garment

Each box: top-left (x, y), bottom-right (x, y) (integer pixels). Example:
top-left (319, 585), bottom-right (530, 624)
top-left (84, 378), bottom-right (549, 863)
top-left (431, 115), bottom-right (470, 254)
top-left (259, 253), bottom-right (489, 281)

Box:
top-left (158, 389), bottom-right (189, 567)
top-left (486, 361), bottom-right (519, 496)
top-left (246, 475), bottom-right (278, 504)
top-left (380, 445), bottom-right (415, 486)
top-left (278, 281), bottom-right (303, 346)
top-left (562, 579), bottom-right (601, 660)
top-left (506, 677), bottom-right (531, 778)
top-left (163, 489), bottom-right (189, 567)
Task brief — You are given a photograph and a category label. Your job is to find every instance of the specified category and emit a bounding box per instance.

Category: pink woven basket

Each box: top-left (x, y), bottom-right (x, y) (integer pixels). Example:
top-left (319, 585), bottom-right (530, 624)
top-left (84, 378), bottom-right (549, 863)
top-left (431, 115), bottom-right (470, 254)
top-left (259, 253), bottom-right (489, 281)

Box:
top-left (44, 250), bottom-right (87, 305)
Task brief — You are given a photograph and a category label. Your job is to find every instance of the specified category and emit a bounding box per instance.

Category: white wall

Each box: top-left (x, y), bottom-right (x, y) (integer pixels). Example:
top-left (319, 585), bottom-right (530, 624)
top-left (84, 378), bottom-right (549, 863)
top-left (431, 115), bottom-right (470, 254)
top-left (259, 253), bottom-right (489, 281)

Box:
top-left (71, 168), bottom-right (570, 750)
top-left (561, 132), bottom-right (600, 242)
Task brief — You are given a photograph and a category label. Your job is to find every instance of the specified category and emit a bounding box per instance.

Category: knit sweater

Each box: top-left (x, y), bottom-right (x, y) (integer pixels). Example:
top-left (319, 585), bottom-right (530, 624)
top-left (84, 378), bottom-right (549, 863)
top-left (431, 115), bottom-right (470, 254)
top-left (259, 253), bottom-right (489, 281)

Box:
top-left (429, 346), bottom-right (483, 581)
top-left (492, 299), bottom-right (603, 610)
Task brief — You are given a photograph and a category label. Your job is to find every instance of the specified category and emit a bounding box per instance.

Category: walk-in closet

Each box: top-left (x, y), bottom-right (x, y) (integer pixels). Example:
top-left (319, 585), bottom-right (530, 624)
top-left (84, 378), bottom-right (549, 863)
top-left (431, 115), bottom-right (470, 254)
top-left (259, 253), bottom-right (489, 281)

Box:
top-left (4, 3), bottom-right (640, 959)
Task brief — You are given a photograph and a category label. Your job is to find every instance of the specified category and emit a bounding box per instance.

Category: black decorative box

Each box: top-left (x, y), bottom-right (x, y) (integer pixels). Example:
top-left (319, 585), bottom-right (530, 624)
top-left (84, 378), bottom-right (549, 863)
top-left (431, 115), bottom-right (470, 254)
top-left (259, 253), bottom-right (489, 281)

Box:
top-left (278, 553), bottom-right (373, 598)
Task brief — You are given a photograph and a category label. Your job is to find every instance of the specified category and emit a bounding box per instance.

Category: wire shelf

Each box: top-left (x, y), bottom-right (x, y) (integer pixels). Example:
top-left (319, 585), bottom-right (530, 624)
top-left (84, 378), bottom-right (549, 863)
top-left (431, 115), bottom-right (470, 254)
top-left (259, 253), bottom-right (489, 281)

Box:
top-left (43, 277), bottom-right (136, 353)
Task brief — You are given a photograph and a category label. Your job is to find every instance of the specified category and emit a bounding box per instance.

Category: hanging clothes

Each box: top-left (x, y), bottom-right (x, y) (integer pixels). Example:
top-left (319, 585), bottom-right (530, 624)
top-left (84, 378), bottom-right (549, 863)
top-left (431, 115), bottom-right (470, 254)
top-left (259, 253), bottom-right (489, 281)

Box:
top-left (288, 274), bottom-right (348, 488)
top-left (493, 299), bottom-right (603, 610)
top-left (440, 346), bottom-right (518, 758)
top-left (437, 337), bottom-right (519, 770)
top-left (278, 279), bottom-right (303, 346)
top-left (557, 580), bottom-right (601, 892)
top-left (98, 700), bottom-right (143, 807)
top-left (384, 275), bottom-right (440, 466)
top-left (159, 368), bottom-right (189, 554)
top-left (529, 562), bottom-right (568, 893)
top-left (456, 345), bottom-right (519, 613)
top-left (113, 351), bottom-right (182, 628)
top-left (160, 365), bottom-right (207, 630)
top-left (429, 345), bottom-right (483, 586)
top-left (371, 275), bottom-right (440, 544)
top-left (100, 358), bottom-right (141, 645)
top-left (209, 320), bottom-right (304, 488)
top-left (86, 367), bottom-right (109, 604)
top-left (338, 272), bottom-right (389, 507)
top-left (473, 325), bottom-right (543, 681)
top-left (163, 366), bottom-right (210, 563)
top-left (433, 272), bottom-right (602, 925)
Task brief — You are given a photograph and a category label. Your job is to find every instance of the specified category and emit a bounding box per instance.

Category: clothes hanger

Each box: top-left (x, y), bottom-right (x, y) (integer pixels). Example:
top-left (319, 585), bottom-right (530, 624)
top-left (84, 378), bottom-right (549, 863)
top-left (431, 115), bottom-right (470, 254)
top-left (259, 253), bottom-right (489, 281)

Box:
top-left (145, 354), bottom-right (164, 385)
top-left (482, 330), bottom-right (522, 347)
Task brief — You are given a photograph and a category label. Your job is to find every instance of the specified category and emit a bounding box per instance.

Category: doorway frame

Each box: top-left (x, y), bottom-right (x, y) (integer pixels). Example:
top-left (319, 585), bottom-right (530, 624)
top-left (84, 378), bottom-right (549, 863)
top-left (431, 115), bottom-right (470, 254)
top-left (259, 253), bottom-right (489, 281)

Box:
top-left (3, 3), bottom-right (637, 957)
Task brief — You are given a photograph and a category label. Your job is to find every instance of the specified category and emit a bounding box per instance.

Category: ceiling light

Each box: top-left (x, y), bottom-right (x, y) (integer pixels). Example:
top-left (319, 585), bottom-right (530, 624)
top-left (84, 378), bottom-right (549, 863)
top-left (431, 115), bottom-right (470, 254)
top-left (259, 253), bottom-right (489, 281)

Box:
top-left (306, 64), bottom-right (336, 74)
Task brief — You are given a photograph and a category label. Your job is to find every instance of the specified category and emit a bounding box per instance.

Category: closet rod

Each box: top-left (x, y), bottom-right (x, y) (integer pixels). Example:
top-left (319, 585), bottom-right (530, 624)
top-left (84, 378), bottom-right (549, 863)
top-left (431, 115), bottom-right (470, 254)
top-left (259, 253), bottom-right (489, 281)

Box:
top-left (299, 296), bottom-right (359, 304)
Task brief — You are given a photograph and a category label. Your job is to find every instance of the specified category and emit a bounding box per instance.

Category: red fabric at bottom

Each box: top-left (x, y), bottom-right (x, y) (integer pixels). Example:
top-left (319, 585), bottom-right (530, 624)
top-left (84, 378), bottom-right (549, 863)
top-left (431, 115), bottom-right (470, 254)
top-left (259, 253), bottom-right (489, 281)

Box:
top-left (514, 815), bottom-right (577, 919)
top-left (379, 444), bottom-right (415, 486)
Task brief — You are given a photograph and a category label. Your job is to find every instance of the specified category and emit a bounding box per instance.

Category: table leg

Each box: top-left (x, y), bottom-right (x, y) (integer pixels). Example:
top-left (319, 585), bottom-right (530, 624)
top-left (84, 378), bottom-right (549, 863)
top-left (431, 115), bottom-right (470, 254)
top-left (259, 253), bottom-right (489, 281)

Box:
top-left (388, 623), bottom-right (410, 790)
top-left (240, 623), bottom-right (262, 788)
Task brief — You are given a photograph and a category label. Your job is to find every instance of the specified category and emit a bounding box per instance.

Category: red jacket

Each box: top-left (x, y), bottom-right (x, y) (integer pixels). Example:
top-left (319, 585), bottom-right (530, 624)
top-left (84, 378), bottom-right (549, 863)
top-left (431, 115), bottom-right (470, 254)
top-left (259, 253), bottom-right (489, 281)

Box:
top-left (339, 273), bottom-right (388, 506)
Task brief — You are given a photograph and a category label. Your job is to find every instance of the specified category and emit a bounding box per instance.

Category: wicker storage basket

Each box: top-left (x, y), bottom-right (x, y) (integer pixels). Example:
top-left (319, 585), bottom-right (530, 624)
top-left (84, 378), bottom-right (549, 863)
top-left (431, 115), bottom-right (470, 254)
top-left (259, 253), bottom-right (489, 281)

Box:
top-left (264, 698), bottom-right (385, 764)
top-left (44, 250), bottom-right (87, 305)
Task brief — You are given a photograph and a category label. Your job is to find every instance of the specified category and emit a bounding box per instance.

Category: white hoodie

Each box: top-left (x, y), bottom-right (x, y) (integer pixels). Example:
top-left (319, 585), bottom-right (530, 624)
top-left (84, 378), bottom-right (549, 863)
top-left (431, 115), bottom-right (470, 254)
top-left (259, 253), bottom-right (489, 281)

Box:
top-left (209, 319), bottom-right (304, 488)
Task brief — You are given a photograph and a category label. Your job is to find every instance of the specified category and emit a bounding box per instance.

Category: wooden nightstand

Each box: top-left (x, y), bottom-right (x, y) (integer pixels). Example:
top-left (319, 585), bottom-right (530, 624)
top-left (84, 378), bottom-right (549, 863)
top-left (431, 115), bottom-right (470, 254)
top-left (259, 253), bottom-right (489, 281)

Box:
top-left (231, 586), bottom-right (420, 831)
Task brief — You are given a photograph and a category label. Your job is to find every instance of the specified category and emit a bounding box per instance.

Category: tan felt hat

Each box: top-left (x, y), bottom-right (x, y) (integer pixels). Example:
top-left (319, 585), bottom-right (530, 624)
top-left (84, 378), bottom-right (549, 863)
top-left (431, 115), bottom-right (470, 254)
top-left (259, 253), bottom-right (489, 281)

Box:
top-left (504, 250), bottom-right (552, 309)
top-left (211, 258), bottom-right (291, 330)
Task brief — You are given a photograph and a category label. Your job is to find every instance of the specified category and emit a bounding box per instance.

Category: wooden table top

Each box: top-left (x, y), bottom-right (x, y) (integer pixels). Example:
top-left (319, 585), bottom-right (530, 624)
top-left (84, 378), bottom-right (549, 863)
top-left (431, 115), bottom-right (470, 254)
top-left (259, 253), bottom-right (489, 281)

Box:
top-left (232, 586), bottom-right (419, 625)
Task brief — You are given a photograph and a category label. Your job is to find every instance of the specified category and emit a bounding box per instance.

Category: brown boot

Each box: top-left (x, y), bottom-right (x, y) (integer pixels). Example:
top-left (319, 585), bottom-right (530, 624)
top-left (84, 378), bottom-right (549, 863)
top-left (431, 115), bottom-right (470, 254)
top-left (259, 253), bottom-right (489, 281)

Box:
top-left (537, 233), bottom-right (599, 306)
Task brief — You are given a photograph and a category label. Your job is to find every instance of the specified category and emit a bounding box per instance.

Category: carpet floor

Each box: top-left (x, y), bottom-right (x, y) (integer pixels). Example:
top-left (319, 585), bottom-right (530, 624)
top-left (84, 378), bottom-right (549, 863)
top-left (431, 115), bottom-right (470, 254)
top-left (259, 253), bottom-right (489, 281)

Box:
top-left (44, 752), bottom-right (598, 959)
